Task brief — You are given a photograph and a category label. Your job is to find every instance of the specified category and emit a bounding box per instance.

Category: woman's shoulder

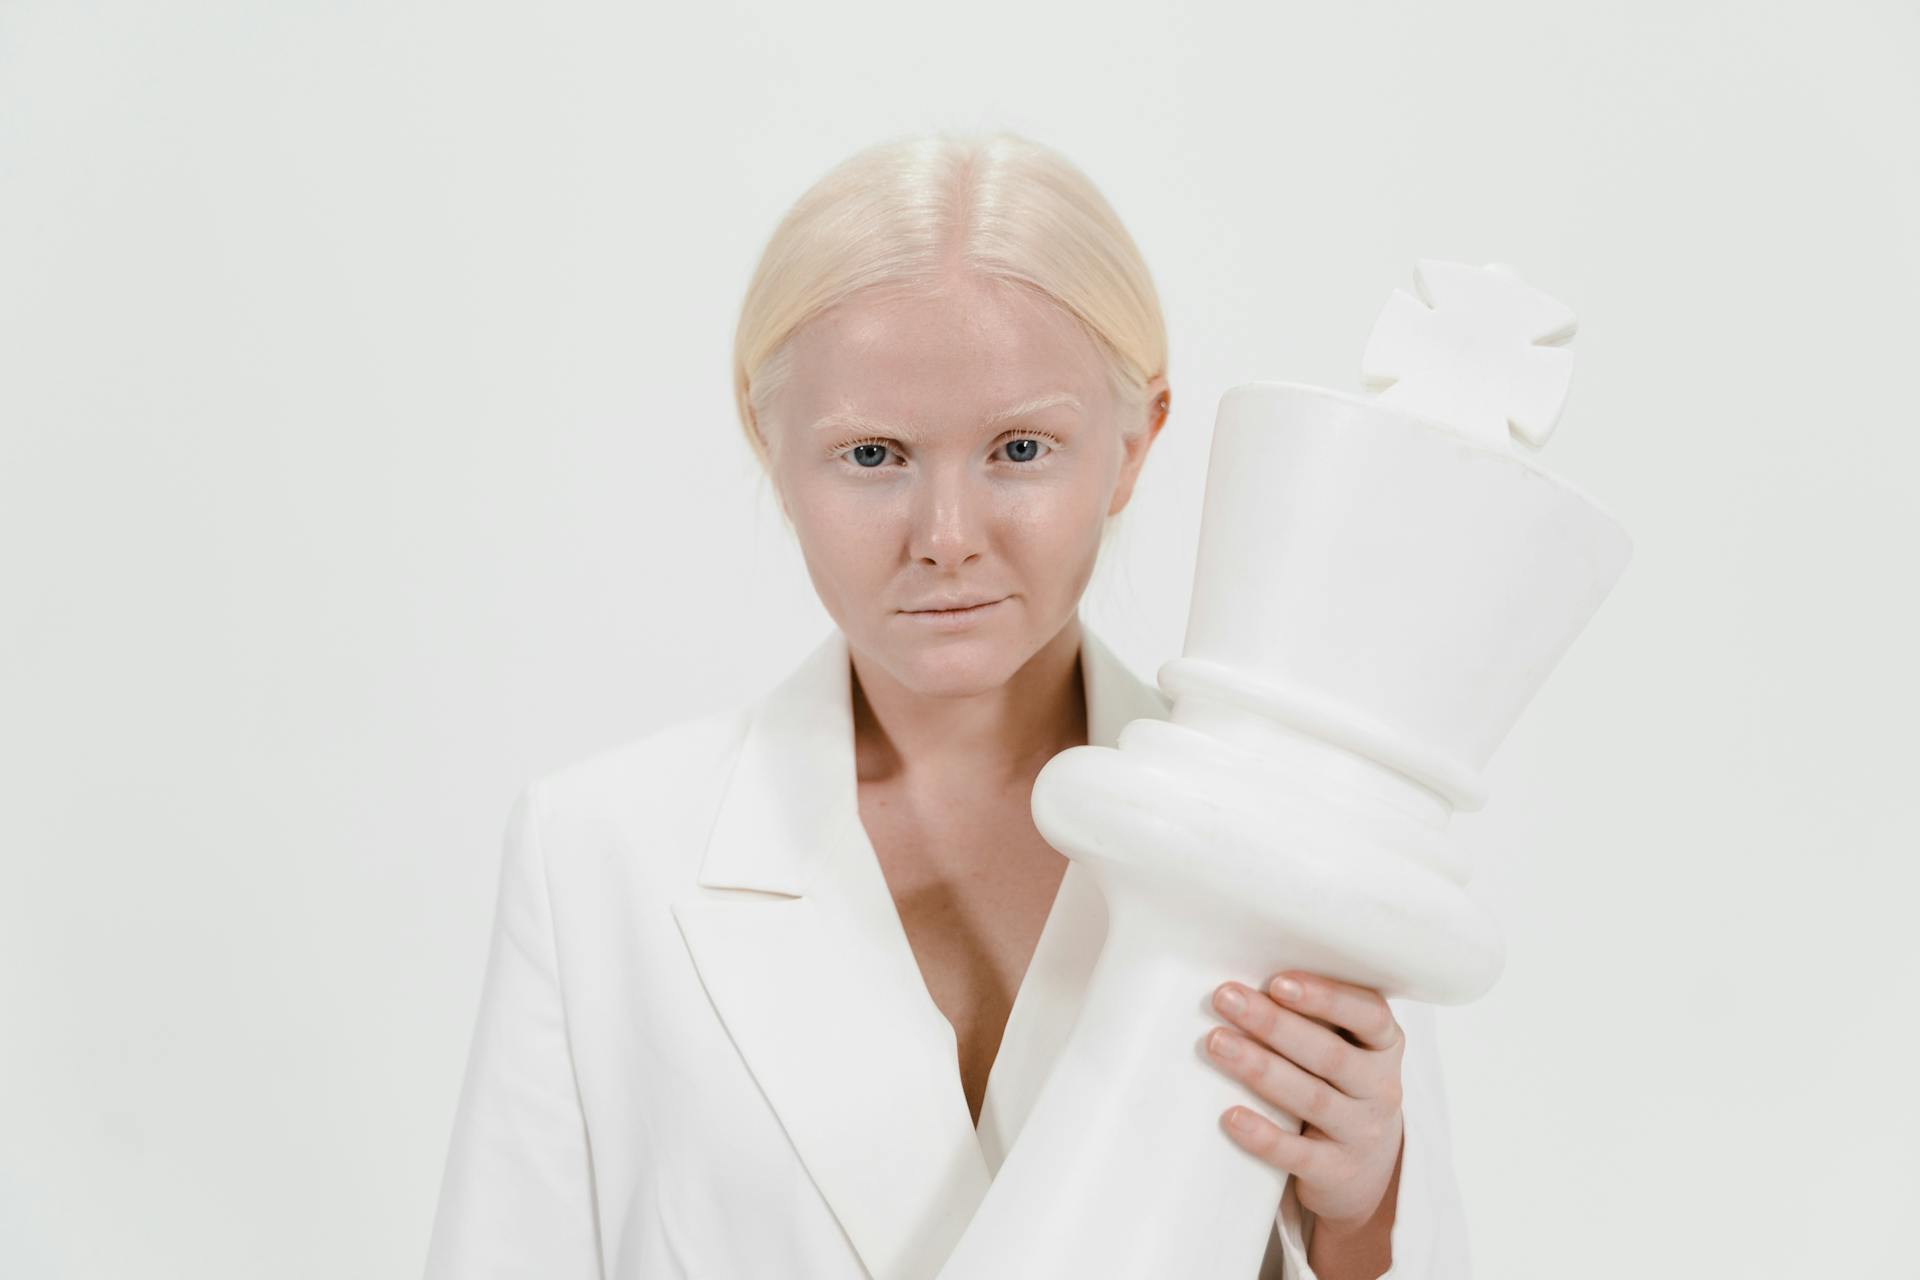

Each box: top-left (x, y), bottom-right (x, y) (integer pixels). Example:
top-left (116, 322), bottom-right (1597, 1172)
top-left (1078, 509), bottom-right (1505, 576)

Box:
top-left (530, 704), bottom-right (751, 821)
top-left (508, 705), bottom-right (753, 897)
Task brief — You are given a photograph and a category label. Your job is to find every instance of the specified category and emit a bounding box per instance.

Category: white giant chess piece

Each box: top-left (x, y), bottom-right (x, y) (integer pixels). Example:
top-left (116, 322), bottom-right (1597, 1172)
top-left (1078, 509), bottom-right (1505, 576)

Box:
top-left (933, 260), bottom-right (1633, 1278)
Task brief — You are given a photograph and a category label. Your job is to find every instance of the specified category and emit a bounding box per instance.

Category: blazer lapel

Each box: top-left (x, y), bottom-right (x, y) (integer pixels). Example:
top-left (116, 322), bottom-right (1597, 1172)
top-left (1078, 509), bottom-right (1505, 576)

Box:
top-left (973, 624), bottom-right (1170, 1173)
top-left (669, 620), bottom-right (1169, 1280)
top-left (671, 628), bottom-right (985, 1280)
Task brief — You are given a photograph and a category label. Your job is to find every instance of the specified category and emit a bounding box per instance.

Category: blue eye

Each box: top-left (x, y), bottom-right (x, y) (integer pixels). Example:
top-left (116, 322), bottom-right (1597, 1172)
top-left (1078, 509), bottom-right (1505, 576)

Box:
top-left (837, 430), bottom-right (1059, 472)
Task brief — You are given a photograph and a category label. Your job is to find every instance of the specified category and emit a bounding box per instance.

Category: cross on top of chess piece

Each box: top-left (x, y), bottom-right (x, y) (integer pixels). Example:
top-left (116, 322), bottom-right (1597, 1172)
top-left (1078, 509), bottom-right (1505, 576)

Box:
top-left (1359, 259), bottom-right (1580, 456)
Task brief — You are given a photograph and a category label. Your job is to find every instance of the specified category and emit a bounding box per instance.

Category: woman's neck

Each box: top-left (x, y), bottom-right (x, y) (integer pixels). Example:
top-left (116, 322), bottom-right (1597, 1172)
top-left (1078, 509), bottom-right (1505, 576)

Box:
top-left (849, 620), bottom-right (1089, 791)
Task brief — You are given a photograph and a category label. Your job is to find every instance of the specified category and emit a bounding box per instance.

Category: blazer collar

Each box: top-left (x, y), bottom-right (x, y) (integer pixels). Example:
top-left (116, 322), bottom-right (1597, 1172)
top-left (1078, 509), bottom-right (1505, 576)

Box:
top-left (670, 617), bottom-right (1166, 1280)
top-left (695, 617), bottom-right (1159, 897)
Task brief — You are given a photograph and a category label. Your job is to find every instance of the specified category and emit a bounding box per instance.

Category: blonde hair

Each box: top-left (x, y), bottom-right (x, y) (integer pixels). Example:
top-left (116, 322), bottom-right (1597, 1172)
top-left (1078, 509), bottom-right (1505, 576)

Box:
top-left (731, 129), bottom-right (1168, 474)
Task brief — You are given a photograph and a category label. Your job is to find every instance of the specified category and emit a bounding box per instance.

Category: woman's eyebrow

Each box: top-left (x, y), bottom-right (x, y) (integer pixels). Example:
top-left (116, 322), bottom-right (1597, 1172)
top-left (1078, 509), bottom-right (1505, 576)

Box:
top-left (808, 391), bottom-right (1082, 436)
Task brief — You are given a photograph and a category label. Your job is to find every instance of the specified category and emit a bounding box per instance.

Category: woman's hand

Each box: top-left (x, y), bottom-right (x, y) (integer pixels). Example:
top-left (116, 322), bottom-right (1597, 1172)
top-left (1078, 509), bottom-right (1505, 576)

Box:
top-left (1203, 970), bottom-right (1406, 1234)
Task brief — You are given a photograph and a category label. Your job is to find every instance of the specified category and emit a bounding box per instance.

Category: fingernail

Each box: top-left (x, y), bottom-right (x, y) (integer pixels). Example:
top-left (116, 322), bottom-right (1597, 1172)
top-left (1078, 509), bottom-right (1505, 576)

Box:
top-left (1208, 1029), bottom-right (1241, 1060)
top-left (1228, 1108), bottom-right (1261, 1134)
top-left (1271, 976), bottom-right (1302, 1002)
top-left (1216, 985), bottom-right (1247, 1014)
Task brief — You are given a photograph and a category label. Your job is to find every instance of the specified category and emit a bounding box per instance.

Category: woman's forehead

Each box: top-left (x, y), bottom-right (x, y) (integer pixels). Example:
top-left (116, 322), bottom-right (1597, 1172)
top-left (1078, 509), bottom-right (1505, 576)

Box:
top-left (787, 292), bottom-right (1108, 418)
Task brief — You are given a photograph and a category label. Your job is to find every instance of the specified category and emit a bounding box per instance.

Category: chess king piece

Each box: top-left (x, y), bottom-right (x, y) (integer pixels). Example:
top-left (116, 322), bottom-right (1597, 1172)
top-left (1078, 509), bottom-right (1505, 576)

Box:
top-left (932, 261), bottom-right (1633, 1278)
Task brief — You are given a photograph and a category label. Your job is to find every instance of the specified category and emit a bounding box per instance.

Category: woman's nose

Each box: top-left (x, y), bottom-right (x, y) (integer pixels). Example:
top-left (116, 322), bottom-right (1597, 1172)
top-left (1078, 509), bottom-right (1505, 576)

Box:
top-left (909, 468), bottom-right (987, 567)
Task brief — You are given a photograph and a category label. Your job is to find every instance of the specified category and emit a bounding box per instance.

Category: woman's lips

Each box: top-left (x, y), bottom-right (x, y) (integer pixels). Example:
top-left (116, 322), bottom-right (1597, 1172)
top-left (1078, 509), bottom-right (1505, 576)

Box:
top-left (900, 597), bottom-right (1006, 628)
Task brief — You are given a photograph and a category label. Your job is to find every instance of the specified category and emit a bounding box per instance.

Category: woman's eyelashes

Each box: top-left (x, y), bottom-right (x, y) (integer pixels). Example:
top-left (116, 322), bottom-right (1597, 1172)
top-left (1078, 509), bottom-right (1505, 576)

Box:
top-left (834, 430), bottom-right (1063, 472)
top-left (841, 439), bottom-right (893, 468)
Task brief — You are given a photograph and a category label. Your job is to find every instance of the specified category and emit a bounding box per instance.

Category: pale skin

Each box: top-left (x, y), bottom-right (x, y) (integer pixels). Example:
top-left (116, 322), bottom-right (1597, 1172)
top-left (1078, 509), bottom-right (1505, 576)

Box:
top-left (757, 266), bottom-right (1403, 1278)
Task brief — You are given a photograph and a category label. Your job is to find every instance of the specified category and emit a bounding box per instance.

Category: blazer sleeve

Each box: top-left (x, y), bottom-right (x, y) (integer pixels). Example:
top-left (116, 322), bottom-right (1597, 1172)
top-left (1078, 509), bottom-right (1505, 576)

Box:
top-left (424, 782), bottom-right (605, 1279)
top-left (1261, 996), bottom-right (1473, 1279)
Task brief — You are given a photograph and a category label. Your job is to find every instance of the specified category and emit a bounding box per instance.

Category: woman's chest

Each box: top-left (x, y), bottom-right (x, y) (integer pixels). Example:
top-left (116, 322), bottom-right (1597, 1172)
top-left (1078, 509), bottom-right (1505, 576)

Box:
top-left (856, 779), bottom-right (1068, 1127)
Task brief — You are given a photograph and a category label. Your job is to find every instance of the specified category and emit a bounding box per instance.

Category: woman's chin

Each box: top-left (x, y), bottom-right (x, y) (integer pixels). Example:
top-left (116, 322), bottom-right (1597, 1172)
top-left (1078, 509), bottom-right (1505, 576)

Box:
top-left (881, 633), bottom-right (1023, 698)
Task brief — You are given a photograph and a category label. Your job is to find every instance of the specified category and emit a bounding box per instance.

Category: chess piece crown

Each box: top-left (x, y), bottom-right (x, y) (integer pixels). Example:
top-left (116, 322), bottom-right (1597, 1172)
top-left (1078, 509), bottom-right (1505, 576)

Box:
top-left (1166, 259), bottom-right (1632, 816)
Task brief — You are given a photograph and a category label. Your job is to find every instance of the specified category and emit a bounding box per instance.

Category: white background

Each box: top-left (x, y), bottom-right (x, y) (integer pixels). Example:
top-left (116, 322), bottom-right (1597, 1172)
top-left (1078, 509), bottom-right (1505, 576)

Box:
top-left (3, 2), bottom-right (1914, 1276)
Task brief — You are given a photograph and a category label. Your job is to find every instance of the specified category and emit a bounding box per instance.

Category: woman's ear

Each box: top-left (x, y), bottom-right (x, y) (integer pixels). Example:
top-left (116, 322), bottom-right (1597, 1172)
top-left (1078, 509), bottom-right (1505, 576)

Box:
top-left (1137, 374), bottom-right (1171, 452)
top-left (760, 471), bottom-right (794, 531)
top-left (747, 408), bottom-right (793, 521)
top-left (1107, 375), bottom-right (1171, 517)
top-left (748, 406), bottom-right (774, 470)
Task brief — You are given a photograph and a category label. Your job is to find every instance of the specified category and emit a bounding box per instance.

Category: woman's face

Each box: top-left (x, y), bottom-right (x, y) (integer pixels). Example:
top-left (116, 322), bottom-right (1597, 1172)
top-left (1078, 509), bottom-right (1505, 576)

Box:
top-left (762, 273), bottom-right (1165, 699)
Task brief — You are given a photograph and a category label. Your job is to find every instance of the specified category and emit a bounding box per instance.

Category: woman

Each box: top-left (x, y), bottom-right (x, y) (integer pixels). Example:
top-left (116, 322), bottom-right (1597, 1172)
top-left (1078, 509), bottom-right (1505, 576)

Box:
top-left (425, 131), bottom-right (1471, 1279)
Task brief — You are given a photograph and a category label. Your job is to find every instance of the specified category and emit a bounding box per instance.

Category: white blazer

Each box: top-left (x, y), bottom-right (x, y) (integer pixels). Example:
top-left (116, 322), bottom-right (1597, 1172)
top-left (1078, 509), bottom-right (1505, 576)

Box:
top-left (425, 620), bottom-right (1473, 1279)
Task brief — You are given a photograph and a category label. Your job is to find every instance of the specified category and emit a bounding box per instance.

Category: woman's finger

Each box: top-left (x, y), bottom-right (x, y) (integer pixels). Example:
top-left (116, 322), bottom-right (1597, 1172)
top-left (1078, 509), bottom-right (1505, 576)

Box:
top-left (1203, 1025), bottom-right (1365, 1143)
top-left (1267, 971), bottom-right (1402, 1052)
top-left (1217, 1103), bottom-right (1334, 1182)
top-left (1211, 982), bottom-right (1378, 1101)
